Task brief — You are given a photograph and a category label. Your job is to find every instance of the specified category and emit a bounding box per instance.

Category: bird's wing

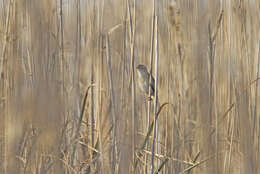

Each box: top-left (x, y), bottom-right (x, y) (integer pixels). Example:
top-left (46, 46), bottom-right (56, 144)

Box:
top-left (150, 75), bottom-right (155, 86)
top-left (149, 75), bottom-right (155, 95)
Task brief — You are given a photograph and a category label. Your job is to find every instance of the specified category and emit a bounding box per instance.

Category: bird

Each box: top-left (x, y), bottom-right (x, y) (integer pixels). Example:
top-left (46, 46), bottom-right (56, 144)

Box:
top-left (136, 64), bottom-right (155, 99)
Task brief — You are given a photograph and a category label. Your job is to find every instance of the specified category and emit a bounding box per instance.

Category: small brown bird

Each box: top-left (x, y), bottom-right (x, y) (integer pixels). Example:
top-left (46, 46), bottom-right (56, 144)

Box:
top-left (136, 64), bottom-right (155, 98)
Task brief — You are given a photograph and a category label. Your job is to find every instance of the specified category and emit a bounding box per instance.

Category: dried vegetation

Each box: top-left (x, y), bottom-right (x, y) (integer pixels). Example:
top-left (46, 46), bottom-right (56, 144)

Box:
top-left (0, 0), bottom-right (260, 173)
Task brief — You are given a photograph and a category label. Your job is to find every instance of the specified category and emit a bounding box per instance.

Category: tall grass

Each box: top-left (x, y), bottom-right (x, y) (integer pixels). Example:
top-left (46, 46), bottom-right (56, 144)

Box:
top-left (1, 0), bottom-right (260, 173)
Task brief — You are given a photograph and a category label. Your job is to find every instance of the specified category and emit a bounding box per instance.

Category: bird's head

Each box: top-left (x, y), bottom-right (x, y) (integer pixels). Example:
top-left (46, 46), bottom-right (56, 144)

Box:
top-left (136, 64), bottom-right (148, 77)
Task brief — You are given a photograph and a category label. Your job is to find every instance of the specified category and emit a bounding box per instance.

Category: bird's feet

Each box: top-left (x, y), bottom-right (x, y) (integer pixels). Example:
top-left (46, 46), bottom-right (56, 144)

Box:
top-left (147, 96), bottom-right (154, 101)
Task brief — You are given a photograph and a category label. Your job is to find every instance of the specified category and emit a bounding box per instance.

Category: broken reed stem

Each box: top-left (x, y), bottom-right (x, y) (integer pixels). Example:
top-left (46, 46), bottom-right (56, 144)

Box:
top-left (134, 102), bottom-right (169, 170)
top-left (209, 75), bottom-right (260, 137)
top-left (179, 153), bottom-right (220, 174)
top-left (71, 84), bottom-right (95, 166)
top-left (212, 10), bottom-right (224, 42)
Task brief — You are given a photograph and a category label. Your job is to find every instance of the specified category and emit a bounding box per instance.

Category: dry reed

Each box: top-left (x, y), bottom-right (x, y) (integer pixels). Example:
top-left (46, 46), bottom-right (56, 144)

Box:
top-left (1, 0), bottom-right (260, 174)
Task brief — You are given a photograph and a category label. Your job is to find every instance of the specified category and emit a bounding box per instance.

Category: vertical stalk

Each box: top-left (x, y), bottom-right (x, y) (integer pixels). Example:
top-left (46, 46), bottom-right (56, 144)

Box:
top-left (1, 1), bottom-right (11, 173)
top-left (71, 0), bottom-right (82, 166)
top-left (151, 16), bottom-right (158, 174)
top-left (127, 0), bottom-right (137, 172)
top-left (97, 34), bottom-right (105, 174)
top-left (59, 0), bottom-right (65, 94)
top-left (98, 0), bottom-right (105, 172)
top-left (106, 35), bottom-right (118, 173)
top-left (253, 40), bottom-right (260, 140)
top-left (146, 0), bottom-right (155, 172)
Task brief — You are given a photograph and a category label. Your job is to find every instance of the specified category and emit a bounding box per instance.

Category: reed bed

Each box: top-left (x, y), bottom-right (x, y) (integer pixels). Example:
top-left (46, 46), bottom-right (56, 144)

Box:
top-left (1, 0), bottom-right (260, 173)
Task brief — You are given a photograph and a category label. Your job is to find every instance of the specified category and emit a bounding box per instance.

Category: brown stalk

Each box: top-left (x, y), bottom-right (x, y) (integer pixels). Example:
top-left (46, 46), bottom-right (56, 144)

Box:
top-left (150, 15), bottom-right (158, 174)
top-left (71, 84), bottom-right (95, 167)
top-left (106, 35), bottom-right (118, 173)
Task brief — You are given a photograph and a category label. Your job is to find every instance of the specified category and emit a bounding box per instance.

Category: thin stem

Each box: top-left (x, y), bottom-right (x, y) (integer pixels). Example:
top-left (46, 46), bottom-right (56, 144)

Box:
top-left (151, 16), bottom-right (158, 174)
